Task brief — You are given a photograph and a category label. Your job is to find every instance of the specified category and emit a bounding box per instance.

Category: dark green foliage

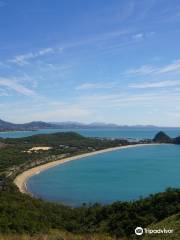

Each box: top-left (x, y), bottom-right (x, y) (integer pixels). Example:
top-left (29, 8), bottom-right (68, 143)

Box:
top-left (0, 146), bottom-right (28, 173)
top-left (153, 131), bottom-right (172, 143)
top-left (174, 136), bottom-right (180, 144)
top-left (0, 131), bottom-right (180, 238)
top-left (2, 132), bottom-right (128, 148)
top-left (0, 132), bottom-right (128, 177)
top-left (153, 131), bottom-right (180, 145)
top-left (0, 187), bottom-right (180, 237)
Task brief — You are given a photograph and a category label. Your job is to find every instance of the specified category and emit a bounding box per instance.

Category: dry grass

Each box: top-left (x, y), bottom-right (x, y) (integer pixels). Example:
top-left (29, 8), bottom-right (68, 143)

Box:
top-left (0, 230), bottom-right (119, 240)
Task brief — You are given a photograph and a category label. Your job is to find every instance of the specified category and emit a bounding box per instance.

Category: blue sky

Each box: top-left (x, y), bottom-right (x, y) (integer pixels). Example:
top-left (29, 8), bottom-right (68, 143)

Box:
top-left (1, 0), bottom-right (180, 126)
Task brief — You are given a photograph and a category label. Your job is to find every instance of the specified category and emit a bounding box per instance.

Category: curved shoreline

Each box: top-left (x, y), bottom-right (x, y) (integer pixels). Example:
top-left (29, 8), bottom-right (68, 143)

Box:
top-left (14, 143), bottom-right (159, 195)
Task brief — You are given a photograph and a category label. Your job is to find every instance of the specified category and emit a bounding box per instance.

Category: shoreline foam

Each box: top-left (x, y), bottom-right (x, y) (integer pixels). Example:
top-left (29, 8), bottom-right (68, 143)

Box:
top-left (14, 143), bottom-right (159, 195)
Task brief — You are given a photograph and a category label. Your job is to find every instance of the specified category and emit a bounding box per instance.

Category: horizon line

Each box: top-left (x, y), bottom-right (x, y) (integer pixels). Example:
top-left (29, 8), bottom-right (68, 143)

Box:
top-left (1, 118), bottom-right (180, 128)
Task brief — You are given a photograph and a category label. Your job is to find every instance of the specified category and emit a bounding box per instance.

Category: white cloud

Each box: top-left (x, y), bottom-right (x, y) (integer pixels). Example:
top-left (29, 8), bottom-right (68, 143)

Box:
top-left (132, 33), bottom-right (144, 40)
top-left (1, 90), bottom-right (180, 126)
top-left (0, 100), bottom-right (92, 123)
top-left (125, 59), bottom-right (180, 76)
top-left (125, 65), bottom-right (156, 76)
top-left (31, 106), bottom-right (91, 122)
top-left (75, 89), bottom-right (180, 111)
top-left (7, 30), bottom-right (127, 67)
top-left (1, 30), bottom-right (128, 68)
top-left (0, 90), bottom-right (10, 96)
top-left (0, 78), bottom-right (36, 96)
top-left (129, 80), bottom-right (180, 89)
top-left (38, 48), bottom-right (55, 55)
top-left (9, 47), bottom-right (63, 66)
top-left (76, 82), bottom-right (115, 90)
top-left (157, 59), bottom-right (180, 74)
top-left (3, 29), bottom-right (153, 69)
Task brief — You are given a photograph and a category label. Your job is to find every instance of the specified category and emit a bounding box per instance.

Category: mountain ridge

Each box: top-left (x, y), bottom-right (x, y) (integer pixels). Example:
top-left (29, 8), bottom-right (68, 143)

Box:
top-left (1, 118), bottom-right (180, 131)
top-left (0, 119), bottom-right (57, 131)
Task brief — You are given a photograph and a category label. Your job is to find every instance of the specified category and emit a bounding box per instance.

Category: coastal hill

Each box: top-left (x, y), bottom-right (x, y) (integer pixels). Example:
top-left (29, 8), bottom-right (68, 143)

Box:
top-left (153, 131), bottom-right (180, 144)
top-left (153, 131), bottom-right (172, 143)
top-left (142, 213), bottom-right (180, 240)
top-left (0, 131), bottom-right (129, 178)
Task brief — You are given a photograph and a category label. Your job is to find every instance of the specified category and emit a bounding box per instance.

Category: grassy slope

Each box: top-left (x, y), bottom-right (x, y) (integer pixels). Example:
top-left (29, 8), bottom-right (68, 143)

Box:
top-left (141, 213), bottom-right (180, 240)
top-left (1, 212), bottom-right (180, 240)
top-left (0, 230), bottom-right (117, 240)
top-left (0, 214), bottom-right (180, 240)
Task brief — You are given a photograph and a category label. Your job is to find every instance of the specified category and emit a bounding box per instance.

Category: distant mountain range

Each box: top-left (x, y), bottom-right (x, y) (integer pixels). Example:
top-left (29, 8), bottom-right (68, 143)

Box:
top-left (50, 121), bottom-right (162, 129)
top-left (0, 119), bottom-right (56, 131)
top-left (0, 118), bottom-right (179, 131)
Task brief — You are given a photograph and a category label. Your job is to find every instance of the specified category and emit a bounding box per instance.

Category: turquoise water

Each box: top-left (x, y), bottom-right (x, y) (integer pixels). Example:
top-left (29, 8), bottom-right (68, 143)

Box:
top-left (27, 144), bottom-right (180, 206)
top-left (1, 128), bottom-right (180, 139)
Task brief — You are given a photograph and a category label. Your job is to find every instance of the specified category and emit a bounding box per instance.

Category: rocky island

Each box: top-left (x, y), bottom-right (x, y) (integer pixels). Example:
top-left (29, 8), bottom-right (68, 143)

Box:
top-left (153, 131), bottom-right (180, 144)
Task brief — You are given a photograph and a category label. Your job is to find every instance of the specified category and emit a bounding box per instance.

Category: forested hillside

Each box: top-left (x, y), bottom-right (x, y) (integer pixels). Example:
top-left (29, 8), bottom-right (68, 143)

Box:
top-left (0, 132), bottom-right (180, 239)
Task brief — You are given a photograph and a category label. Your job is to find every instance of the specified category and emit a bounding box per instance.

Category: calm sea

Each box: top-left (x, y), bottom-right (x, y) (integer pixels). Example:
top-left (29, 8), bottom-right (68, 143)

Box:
top-left (1, 128), bottom-right (180, 206)
top-left (1, 127), bottom-right (180, 139)
top-left (27, 144), bottom-right (180, 206)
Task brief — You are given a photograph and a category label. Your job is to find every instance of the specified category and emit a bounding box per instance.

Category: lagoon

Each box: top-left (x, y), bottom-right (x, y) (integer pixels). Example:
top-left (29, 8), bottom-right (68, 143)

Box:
top-left (27, 144), bottom-right (180, 206)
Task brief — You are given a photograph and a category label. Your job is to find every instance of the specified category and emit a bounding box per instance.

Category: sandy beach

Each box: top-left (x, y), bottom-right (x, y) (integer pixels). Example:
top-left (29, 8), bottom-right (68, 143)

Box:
top-left (14, 143), bottom-right (158, 195)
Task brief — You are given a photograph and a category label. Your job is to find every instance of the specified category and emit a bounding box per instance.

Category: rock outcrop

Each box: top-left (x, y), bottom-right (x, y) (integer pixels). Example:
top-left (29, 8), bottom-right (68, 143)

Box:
top-left (153, 131), bottom-right (172, 143)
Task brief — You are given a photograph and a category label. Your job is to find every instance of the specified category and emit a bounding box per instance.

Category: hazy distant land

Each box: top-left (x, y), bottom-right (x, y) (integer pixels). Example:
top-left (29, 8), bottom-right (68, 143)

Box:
top-left (1, 118), bottom-right (180, 132)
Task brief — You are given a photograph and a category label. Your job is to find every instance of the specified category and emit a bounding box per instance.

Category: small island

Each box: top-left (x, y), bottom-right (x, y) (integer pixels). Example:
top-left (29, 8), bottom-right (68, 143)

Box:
top-left (153, 131), bottom-right (180, 144)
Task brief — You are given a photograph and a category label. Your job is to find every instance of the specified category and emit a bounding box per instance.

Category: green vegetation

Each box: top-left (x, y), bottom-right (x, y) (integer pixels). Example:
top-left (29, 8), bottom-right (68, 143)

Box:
top-left (0, 184), bottom-right (180, 238)
top-left (153, 131), bottom-right (172, 143)
top-left (153, 131), bottom-right (180, 144)
top-left (0, 132), bottom-right (128, 178)
top-left (141, 214), bottom-right (180, 240)
top-left (0, 231), bottom-right (115, 240)
top-left (0, 131), bottom-right (180, 239)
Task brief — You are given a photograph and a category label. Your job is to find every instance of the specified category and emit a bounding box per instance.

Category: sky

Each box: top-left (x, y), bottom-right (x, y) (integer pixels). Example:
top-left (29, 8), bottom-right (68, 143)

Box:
top-left (1, 0), bottom-right (180, 126)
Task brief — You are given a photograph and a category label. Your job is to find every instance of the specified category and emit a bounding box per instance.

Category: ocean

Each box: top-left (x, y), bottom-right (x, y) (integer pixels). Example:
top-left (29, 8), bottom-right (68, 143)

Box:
top-left (27, 144), bottom-right (180, 206)
top-left (1, 127), bottom-right (180, 139)
top-left (2, 128), bottom-right (180, 206)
